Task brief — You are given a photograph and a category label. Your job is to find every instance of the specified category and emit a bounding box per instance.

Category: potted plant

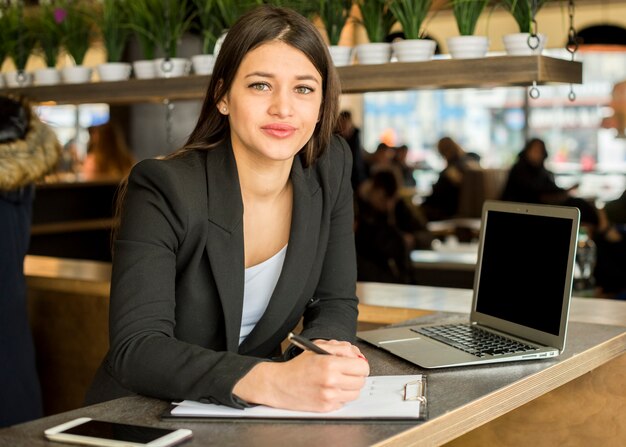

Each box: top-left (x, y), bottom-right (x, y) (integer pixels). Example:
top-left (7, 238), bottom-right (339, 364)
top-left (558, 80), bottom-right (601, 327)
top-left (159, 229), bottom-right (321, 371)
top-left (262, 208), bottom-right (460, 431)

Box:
top-left (447, 0), bottom-right (490, 59)
top-left (314, 0), bottom-right (354, 67)
top-left (189, 0), bottom-right (223, 75)
top-left (3, 4), bottom-right (38, 87)
top-left (501, 0), bottom-right (548, 55)
top-left (125, 0), bottom-right (158, 79)
top-left (57, 0), bottom-right (96, 83)
top-left (210, 0), bottom-right (264, 59)
top-left (151, 0), bottom-right (196, 78)
top-left (95, 0), bottom-right (132, 81)
top-left (355, 0), bottom-right (396, 64)
top-left (389, 0), bottom-right (436, 62)
top-left (31, 1), bottom-right (64, 85)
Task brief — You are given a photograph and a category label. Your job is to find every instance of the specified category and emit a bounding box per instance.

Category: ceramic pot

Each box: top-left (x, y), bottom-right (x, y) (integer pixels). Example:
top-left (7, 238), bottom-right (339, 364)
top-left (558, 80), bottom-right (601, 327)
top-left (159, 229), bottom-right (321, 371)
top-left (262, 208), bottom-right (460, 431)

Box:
top-left (5, 70), bottom-right (33, 87)
top-left (503, 33), bottom-right (547, 56)
top-left (355, 43), bottom-right (392, 65)
top-left (191, 54), bottom-right (215, 75)
top-left (133, 60), bottom-right (156, 79)
top-left (97, 62), bottom-right (132, 82)
top-left (392, 39), bottom-right (437, 62)
top-left (61, 66), bottom-right (93, 84)
top-left (34, 67), bottom-right (61, 86)
top-left (328, 45), bottom-right (353, 67)
top-left (154, 58), bottom-right (191, 78)
top-left (447, 36), bottom-right (489, 59)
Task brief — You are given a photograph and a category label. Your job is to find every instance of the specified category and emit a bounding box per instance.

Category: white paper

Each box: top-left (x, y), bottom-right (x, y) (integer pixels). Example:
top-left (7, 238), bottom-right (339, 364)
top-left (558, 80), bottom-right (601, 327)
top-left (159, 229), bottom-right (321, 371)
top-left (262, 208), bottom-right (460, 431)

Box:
top-left (170, 375), bottom-right (424, 419)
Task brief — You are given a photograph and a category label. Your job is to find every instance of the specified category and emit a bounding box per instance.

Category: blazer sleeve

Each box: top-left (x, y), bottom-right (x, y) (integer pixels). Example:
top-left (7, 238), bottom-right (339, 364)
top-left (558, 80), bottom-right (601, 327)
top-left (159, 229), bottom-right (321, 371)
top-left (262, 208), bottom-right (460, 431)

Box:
top-left (107, 158), bottom-right (263, 409)
top-left (300, 136), bottom-right (359, 343)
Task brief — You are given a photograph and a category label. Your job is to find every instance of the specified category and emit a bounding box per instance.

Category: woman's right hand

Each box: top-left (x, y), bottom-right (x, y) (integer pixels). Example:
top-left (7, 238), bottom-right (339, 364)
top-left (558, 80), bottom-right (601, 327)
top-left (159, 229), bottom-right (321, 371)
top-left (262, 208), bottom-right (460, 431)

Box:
top-left (232, 343), bottom-right (370, 412)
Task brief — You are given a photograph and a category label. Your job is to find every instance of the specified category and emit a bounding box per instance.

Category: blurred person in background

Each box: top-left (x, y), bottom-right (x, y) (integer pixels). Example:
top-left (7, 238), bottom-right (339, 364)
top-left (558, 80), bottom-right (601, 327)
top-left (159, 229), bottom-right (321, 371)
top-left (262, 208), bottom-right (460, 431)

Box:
top-left (1, 95), bottom-right (60, 426)
top-left (421, 136), bottom-right (480, 221)
top-left (355, 169), bottom-right (432, 284)
top-left (82, 122), bottom-right (135, 180)
top-left (335, 110), bottom-right (367, 191)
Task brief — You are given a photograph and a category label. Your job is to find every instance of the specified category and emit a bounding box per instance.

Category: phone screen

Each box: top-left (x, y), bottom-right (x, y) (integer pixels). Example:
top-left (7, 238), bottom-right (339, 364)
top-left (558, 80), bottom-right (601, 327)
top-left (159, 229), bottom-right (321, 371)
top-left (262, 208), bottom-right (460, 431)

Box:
top-left (62, 420), bottom-right (178, 443)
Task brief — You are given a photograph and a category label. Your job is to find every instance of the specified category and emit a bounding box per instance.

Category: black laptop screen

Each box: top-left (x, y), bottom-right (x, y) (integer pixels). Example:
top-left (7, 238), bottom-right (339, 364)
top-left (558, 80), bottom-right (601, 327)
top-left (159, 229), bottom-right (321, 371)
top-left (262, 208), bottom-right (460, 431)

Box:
top-left (475, 210), bottom-right (574, 335)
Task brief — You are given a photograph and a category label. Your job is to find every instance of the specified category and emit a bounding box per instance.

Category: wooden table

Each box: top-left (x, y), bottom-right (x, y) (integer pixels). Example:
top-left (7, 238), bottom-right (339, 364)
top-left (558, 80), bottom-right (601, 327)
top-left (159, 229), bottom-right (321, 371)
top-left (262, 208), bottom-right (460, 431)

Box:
top-left (8, 273), bottom-right (626, 446)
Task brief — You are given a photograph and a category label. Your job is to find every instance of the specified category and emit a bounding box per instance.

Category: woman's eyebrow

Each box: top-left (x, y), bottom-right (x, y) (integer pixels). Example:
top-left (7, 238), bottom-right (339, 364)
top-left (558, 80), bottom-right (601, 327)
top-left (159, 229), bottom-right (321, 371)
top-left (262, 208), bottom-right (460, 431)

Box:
top-left (244, 71), bottom-right (320, 85)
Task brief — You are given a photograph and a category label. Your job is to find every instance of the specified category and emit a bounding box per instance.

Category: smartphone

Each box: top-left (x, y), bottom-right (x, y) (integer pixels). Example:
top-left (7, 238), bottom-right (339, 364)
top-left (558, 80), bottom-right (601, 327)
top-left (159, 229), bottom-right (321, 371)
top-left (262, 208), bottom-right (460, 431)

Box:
top-left (44, 417), bottom-right (193, 447)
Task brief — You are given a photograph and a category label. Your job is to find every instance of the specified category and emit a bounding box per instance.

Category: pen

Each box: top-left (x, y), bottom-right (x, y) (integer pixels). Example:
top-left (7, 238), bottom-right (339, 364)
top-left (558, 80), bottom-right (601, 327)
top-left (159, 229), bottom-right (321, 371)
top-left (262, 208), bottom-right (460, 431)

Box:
top-left (287, 332), bottom-right (331, 355)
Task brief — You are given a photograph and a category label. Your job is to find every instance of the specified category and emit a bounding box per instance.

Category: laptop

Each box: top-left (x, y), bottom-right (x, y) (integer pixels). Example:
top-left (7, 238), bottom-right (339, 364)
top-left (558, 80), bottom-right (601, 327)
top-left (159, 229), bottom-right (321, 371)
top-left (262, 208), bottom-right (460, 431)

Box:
top-left (357, 200), bottom-right (581, 368)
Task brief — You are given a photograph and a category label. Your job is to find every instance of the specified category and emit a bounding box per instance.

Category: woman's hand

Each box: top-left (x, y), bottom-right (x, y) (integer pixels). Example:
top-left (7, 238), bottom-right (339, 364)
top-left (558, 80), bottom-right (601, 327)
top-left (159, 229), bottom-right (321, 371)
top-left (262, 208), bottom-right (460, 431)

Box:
top-left (233, 340), bottom-right (369, 412)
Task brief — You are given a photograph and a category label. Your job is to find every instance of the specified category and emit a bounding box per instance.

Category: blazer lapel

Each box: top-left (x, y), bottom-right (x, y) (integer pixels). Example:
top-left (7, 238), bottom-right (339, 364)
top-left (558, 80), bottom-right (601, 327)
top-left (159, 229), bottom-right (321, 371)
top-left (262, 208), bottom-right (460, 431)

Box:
top-left (204, 141), bottom-right (245, 353)
top-left (239, 157), bottom-right (322, 353)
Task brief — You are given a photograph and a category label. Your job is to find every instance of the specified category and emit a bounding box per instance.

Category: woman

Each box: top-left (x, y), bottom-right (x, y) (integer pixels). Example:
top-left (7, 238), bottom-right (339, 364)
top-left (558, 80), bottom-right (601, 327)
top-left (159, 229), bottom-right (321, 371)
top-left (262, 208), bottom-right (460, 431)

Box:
top-left (86, 6), bottom-right (368, 412)
top-left (82, 122), bottom-right (135, 180)
top-left (501, 138), bottom-right (599, 226)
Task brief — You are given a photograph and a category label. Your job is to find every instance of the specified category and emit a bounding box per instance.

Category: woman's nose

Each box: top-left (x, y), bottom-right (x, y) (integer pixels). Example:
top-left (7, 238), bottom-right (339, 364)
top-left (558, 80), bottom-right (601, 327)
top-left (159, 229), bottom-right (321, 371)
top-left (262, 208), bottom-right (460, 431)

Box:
top-left (268, 89), bottom-right (293, 118)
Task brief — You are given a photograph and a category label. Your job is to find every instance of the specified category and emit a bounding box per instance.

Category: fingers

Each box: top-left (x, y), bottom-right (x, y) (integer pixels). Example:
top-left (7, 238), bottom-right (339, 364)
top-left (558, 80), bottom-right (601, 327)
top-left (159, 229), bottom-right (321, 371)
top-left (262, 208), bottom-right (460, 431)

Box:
top-left (313, 339), bottom-right (368, 362)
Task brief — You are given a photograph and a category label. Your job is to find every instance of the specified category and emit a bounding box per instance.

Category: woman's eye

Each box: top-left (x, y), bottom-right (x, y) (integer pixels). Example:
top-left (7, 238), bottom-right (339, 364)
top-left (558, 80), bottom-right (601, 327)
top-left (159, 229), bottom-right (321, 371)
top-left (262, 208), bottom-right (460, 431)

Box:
top-left (295, 86), bottom-right (314, 94)
top-left (250, 83), bottom-right (270, 91)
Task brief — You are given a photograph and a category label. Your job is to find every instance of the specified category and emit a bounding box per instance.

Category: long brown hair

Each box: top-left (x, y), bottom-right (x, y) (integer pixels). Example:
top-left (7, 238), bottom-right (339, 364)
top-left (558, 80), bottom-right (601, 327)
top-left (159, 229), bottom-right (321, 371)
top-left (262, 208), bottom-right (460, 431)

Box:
top-left (174, 4), bottom-right (340, 166)
top-left (113, 5), bottom-right (340, 252)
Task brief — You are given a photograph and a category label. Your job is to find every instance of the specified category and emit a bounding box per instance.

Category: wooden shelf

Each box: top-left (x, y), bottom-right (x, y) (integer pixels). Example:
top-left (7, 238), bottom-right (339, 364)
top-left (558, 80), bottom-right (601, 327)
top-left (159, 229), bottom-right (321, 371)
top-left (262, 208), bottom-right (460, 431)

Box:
top-left (338, 55), bottom-right (582, 93)
top-left (0, 56), bottom-right (582, 105)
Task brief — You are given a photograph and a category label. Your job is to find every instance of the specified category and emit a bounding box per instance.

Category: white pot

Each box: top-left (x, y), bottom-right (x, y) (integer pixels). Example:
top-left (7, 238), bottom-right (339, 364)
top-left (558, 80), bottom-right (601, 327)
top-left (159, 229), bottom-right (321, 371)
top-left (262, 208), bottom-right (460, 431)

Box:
top-left (154, 57), bottom-right (191, 78)
top-left (392, 39), bottom-right (437, 62)
top-left (447, 36), bottom-right (489, 59)
top-left (5, 70), bottom-right (33, 87)
top-left (34, 67), bottom-right (61, 86)
top-left (97, 62), bottom-right (132, 82)
top-left (133, 59), bottom-right (156, 79)
top-left (503, 33), bottom-right (547, 56)
top-left (355, 43), bottom-right (392, 65)
top-left (191, 54), bottom-right (215, 75)
top-left (61, 66), bottom-right (93, 84)
top-left (328, 45), bottom-right (353, 67)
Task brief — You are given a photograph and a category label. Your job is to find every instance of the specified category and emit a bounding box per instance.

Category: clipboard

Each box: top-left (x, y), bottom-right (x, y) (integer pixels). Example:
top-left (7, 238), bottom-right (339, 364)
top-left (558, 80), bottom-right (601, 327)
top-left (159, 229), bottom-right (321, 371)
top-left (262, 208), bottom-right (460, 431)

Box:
top-left (162, 375), bottom-right (427, 422)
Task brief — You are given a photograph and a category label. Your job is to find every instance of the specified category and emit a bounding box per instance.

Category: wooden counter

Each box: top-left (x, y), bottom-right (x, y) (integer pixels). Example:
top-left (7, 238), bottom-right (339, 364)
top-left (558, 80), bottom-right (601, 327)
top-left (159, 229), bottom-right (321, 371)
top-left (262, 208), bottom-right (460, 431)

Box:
top-left (1, 317), bottom-right (624, 446)
top-left (16, 261), bottom-right (626, 446)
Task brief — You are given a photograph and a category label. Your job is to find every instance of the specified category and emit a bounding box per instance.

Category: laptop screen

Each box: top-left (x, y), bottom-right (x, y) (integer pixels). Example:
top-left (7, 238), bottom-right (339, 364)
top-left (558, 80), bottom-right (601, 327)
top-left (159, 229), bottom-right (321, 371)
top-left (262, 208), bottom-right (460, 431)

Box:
top-left (475, 209), bottom-right (575, 336)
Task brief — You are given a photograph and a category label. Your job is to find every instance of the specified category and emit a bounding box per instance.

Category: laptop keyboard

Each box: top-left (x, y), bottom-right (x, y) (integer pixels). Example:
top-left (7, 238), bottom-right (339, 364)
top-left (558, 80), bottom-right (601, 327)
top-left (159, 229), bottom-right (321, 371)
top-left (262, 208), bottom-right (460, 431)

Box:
top-left (412, 324), bottom-right (539, 357)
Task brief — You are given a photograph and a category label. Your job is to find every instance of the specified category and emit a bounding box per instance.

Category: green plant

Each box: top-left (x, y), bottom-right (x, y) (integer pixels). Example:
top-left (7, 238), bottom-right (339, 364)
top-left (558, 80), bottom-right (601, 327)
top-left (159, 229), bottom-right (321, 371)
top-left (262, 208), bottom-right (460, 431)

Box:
top-left (389, 0), bottom-right (432, 40)
top-left (31, 1), bottom-right (64, 67)
top-left (95, 0), bottom-right (131, 62)
top-left (125, 0), bottom-right (157, 60)
top-left (151, 0), bottom-right (196, 58)
top-left (3, 3), bottom-right (38, 70)
top-left (357, 0), bottom-right (396, 43)
top-left (214, 0), bottom-right (263, 29)
top-left (501, 0), bottom-right (547, 33)
top-left (190, 0), bottom-right (223, 54)
top-left (0, 4), bottom-right (10, 69)
top-left (315, 0), bottom-right (353, 46)
top-left (451, 0), bottom-right (489, 36)
top-left (57, 0), bottom-right (96, 65)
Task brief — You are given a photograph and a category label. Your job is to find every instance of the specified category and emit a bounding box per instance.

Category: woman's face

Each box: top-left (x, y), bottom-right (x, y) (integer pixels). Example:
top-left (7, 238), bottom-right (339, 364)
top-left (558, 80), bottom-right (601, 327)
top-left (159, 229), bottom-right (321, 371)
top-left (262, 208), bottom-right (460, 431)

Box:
top-left (526, 142), bottom-right (545, 166)
top-left (218, 41), bottom-right (323, 166)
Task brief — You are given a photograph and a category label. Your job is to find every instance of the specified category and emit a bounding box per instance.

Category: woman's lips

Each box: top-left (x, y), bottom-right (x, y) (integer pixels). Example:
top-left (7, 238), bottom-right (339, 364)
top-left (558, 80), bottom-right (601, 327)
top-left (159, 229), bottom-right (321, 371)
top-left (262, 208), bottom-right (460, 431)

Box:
top-left (261, 124), bottom-right (296, 138)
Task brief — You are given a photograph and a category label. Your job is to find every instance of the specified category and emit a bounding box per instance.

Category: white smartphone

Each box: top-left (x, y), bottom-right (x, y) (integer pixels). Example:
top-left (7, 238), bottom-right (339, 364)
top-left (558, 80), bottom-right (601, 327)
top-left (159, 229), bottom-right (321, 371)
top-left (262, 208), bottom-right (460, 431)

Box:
top-left (44, 417), bottom-right (193, 447)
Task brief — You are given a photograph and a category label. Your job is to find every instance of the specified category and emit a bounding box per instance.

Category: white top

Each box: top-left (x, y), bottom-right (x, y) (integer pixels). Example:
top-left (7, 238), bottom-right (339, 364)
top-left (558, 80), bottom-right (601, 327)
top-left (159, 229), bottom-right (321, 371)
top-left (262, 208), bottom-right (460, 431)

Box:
top-left (239, 245), bottom-right (288, 345)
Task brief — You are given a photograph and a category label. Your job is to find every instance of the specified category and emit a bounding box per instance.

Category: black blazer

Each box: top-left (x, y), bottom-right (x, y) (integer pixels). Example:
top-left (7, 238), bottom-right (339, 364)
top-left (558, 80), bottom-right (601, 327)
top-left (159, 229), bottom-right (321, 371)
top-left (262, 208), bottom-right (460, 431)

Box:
top-left (86, 136), bottom-right (358, 408)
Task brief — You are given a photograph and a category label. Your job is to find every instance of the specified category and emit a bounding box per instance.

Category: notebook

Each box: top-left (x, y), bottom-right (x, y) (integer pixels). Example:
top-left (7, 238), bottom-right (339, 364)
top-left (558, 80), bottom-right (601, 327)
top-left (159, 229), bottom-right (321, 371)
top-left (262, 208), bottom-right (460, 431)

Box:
top-left (358, 200), bottom-right (581, 368)
top-left (163, 375), bottom-right (426, 420)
